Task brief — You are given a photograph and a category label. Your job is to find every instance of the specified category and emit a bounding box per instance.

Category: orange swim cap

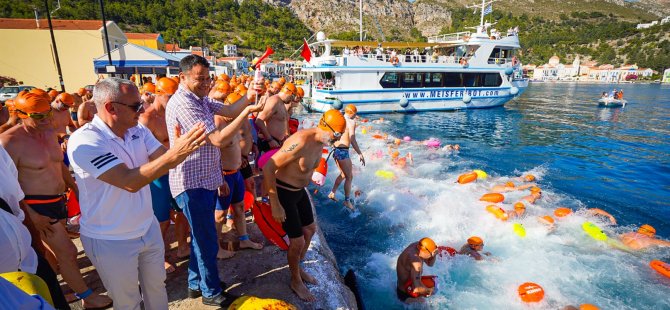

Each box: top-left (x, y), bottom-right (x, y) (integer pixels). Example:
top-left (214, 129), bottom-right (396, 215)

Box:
top-left (47, 89), bottom-right (59, 100)
top-left (345, 104), bottom-right (357, 114)
top-left (171, 76), bottom-right (180, 84)
top-left (56, 93), bottom-right (74, 106)
top-left (506, 181), bottom-right (515, 188)
top-left (296, 87), bottom-right (305, 98)
top-left (156, 77), bottom-right (178, 95)
top-left (215, 81), bottom-right (232, 94)
top-left (554, 207), bottom-right (572, 218)
top-left (278, 77), bottom-right (286, 85)
top-left (29, 88), bottom-right (50, 101)
top-left (391, 151), bottom-right (400, 159)
top-left (467, 236), bottom-right (483, 246)
top-left (514, 202), bottom-right (526, 210)
top-left (318, 109), bottom-right (346, 134)
top-left (14, 93), bottom-right (51, 119)
top-left (270, 81), bottom-right (281, 90)
top-left (143, 82), bottom-right (156, 94)
top-left (418, 237), bottom-right (437, 255)
top-left (281, 82), bottom-right (297, 95)
top-left (638, 224), bottom-right (656, 236)
top-left (524, 174), bottom-right (535, 182)
top-left (77, 87), bottom-right (88, 96)
top-left (539, 215), bottom-right (555, 224)
top-left (579, 304), bottom-right (599, 310)
top-left (224, 92), bottom-right (243, 105)
top-left (219, 74), bottom-right (230, 82)
top-left (530, 186), bottom-right (542, 193)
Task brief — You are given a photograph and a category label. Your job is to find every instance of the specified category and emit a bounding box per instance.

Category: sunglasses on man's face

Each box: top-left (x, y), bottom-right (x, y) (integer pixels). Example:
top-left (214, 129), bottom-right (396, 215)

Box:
top-left (17, 108), bottom-right (53, 120)
top-left (111, 101), bottom-right (145, 113)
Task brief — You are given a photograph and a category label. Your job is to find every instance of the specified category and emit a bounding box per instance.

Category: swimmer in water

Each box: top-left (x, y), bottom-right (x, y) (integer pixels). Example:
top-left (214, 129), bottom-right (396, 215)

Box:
top-left (586, 208), bottom-right (616, 225)
top-left (619, 224), bottom-right (670, 250)
top-left (490, 181), bottom-right (536, 193)
top-left (458, 236), bottom-right (492, 261)
top-left (506, 202), bottom-right (526, 219)
top-left (396, 238), bottom-right (437, 303)
top-left (521, 186), bottom-right (542, 204)
top-left (513, 174), bottom-right (536, 182)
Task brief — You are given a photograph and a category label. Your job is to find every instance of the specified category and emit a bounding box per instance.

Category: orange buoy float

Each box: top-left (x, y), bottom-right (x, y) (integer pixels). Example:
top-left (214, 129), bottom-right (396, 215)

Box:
top-left (580, 304), bottom-right (600, 310)
top-left (518, 282), bottom-right (544, 303)
top-left (311, 157), bottom-right (328, 186)
top-left (554, 207), bottom-right (573, 218)
top-left (649, 260), bottom-right (670, 279)
top-left (486, 205), bottom-right (508, 221)
top-left (372, 134), bottom-right (384, 139)
top-left (480, 193), bottom-right (505, 203)
top-left (538, 215), bottom-right (555, 225)
top-left (457, 172), bottom-right (478, 184)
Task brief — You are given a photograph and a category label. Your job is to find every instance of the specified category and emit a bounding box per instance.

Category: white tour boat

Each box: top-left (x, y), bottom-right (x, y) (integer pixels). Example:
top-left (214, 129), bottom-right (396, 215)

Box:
top-left (300, 0), bottom-right (528, 114)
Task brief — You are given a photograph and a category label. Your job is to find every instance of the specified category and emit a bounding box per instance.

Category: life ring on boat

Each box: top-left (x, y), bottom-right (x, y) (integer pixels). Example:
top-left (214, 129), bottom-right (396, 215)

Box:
top-left (459, 57), bottom-right (469, 67)
top-left (390, 56), bottom-right (400, 66)
top-left (512, 56), bottom-right (519, 66)
top-left (403, 275), bottom-right (438, 298)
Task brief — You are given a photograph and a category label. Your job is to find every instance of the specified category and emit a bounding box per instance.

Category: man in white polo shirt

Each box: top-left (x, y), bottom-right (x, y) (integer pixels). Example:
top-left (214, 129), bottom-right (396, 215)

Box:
top-left (68, 77), bottom-right (207, 310)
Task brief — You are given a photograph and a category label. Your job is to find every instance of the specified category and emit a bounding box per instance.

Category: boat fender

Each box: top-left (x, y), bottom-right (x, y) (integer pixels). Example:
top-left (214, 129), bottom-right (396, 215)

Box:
top-left (505, 67), bottom-right (515, 76)
top-left (462, 93), bottom-right (472, 103)
top-left (399, 98), bottom-right (409, 108)
top-left (332, 98), bottom-right (343, 110)
top-left (510, 86), bottom-right (519, 96)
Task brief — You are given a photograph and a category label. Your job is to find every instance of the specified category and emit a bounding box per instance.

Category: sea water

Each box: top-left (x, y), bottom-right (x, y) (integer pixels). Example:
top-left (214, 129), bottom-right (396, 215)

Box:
top-left (304, 83), bottom-right (670, 309)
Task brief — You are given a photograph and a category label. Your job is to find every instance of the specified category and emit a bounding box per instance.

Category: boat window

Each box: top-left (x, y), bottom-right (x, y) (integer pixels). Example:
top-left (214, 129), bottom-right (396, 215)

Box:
top-left (379, 72), bottom-right (400, 88)
top-left (444, 73), bottom-right (464, 87)
top-left (401, 73), bottom-right (423, 88)
top-left (424, 73), bottom-right (443, 87)
top-left (483, 73), bottom-right (503, 87)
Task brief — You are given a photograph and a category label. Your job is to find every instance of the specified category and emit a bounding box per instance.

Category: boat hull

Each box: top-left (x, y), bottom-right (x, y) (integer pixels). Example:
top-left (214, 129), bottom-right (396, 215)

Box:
top-left (598, 98), bottom-right (626, 107)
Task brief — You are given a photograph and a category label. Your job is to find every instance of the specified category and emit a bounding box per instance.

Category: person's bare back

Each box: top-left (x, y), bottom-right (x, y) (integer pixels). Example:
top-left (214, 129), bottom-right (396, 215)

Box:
top-left (214, 116), bottom-right (242, 171)
top-left (273, 128), bottom-right (323, 188)
top-left (257, 94), bottom-right (289, 141)
top-left (77, 99), bottom-right (97, 127)
top-left (139, 104), bottom-right (169, 148)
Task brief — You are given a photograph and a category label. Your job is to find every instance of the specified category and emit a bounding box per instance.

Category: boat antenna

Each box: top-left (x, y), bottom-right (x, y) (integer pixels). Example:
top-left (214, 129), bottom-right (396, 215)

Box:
top-left (466, 0), bottom-right (499, 30)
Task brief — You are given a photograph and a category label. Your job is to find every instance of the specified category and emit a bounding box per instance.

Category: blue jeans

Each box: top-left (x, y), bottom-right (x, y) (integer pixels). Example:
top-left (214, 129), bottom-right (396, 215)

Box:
top-left (175, 188), bottom-right (221, 298)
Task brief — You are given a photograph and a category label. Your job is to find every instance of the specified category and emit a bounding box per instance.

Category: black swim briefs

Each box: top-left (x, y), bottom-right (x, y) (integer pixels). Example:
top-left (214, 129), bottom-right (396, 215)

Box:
top-left (276, 179), bottom-right (314, 239)
top-left (25, 194), bottom-right (67, 222)
top-left (240, 157), bottom-right (253, 180)
top-left (396, 287), bottom-right (411, 302)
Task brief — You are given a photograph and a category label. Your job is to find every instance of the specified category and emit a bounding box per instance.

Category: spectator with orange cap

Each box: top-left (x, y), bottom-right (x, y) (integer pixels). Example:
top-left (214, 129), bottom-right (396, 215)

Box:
top-left (0, 91), bottom-right (112, 309)
top-left (138, 77), bottom-right (191, 273)
top-left (396, 237), bottom-right (438, 302)
top-left (619, 224), bottom-right (670, 250)
top-left (52, 92), bottom-right (77, 138)
top-left (255, 82), bottom-right (297, 153)
top-left (263, 109), bottom-right (347, 302)
top-left (459, 236), bottom-right (493, 260)
top-left (328, 104), bottom-right (365, 210)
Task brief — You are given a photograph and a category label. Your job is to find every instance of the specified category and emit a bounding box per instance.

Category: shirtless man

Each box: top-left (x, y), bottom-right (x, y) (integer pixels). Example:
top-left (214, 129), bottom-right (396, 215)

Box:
top-left (396, 238), bottom-right (437, 303)
top-left (0, 98), bottom-right (20, 133)
top-left (0, 100), bottom-right (9, 125)
top-left (328, 104), bottom-right (365, 210)
top-left (70, 91), bottom-right (83, 126)
top-left (506, 202), bottom-right (527, 219)
top-left (521, 186), bottom-right (542, 204)
top-left (458, 236), bottom-right (492, 261)
top-left (619, 224), bottom-right (670, 250)
top-left (255, 83), bottom-right (296, 153)
top-left (490, 181), bottom-right (536, 193)
top-left (263, 109), bottom-right (346, 302)
top-left (51, 93), bottom-right (77, 137)
top-left (0, 92), bottom-right (111, 308)
top-left (139, 77), bottom-right (191, 272)
top-left (213, 92), bottom-right (264, 259)
top-left (267, 81), bottom-right (281, 96)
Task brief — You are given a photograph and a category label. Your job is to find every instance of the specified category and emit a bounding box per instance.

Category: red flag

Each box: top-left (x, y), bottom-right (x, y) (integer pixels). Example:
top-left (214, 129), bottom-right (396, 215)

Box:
top-left (301, 39), bottom-right (312, 62)
top-left (255, 46), bottom-right (274, 69)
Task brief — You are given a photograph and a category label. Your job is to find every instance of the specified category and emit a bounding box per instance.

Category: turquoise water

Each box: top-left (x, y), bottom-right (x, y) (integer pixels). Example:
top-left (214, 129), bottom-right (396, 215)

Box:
top-left (306, 83), bottom-right (670, 309)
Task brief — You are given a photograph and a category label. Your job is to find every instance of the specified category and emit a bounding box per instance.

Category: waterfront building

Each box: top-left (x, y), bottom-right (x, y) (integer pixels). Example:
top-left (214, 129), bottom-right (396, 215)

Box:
top-left (125, 32), bottom-right (165, 51)
top-left (0, 18), bottom-right (127, 89)
top-left (224, 44), bottom-right (237, 56)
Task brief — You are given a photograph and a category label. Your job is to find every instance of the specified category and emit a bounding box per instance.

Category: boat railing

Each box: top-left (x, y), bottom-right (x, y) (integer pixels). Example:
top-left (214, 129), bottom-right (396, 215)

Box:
top-left (427, 31), bottom-right (472, 43)
top-left (341, 53), bottom-right (470, 65)
top-left (488, 57), bottom-right (513, 65)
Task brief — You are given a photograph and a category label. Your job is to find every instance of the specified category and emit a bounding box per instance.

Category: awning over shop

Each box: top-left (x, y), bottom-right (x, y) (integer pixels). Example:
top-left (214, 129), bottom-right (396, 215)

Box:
top-left (93, 43), bottom-right (181, 74)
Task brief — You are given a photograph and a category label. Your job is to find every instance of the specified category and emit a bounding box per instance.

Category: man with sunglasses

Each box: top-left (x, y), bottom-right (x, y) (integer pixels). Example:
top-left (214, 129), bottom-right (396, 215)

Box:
top-left (263, 109), bottom-right (346, 302)
top-left (255, 82), bottom-right (297, 153)
top-left (396, 237), bottom-right (438, 303)
top-left (0, 91), bottom-right (112, 309)
top-left (67, 77), bottom-right (208, 309)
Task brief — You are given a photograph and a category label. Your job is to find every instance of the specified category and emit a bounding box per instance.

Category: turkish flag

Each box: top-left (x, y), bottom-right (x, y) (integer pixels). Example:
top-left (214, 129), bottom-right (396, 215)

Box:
top-left (301, 39), bottom-right (312, 62)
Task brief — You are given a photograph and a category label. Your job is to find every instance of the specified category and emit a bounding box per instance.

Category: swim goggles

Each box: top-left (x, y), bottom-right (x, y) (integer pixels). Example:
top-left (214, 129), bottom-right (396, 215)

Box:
top-left (322, 120), bottom-right (343, 139)
top-left (16, 108), bottom-right (53, 120)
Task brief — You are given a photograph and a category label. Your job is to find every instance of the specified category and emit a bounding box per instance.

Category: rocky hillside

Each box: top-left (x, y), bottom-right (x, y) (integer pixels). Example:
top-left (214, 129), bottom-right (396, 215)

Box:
top-left (264, 0), bottom-right (668, 39)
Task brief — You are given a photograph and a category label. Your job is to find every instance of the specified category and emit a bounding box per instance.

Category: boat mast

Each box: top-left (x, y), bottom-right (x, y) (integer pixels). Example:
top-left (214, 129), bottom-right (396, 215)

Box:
top-left (467, 0), bottom-right (498, 31)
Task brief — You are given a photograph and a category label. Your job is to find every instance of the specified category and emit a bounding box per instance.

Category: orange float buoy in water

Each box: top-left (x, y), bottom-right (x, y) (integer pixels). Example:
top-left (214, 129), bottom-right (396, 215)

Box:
top-left (480, 193), bottom-right (505, 203)
top-left (457, 172), bottom-right (478, 184)
top-left (486, 205), bottom-right (509, 221)
top-left (311, 157), bottom-right (328, 186)
top-left (403, 275), bottom-right (438, 298)
top-left (518, 282), bottom-right (544, 303)
top-left (649, 260), bottom-right (670, 279)
top-left (538, 215), bottom-right (555, 225)
top-left (372, 134), bottom-right (384, 139)
top-left (580, 304), bottom-right (600, 310)
top-left (554, 207), bottom-right (573, 218)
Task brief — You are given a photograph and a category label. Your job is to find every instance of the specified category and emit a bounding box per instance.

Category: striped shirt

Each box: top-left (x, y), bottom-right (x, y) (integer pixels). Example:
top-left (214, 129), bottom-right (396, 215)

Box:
top-left (165, 85), bottom-right (225, 197)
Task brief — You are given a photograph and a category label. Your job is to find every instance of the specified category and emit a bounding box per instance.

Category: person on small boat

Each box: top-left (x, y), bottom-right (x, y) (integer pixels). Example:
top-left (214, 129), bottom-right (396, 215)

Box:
top-left (619, 224), bottom-right (670, 250)
top-left (601, 92), bottom-right (608, 98)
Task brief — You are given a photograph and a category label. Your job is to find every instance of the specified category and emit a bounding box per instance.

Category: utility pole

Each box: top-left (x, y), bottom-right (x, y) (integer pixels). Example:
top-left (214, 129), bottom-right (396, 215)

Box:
top-left (99, 0), bottom-right (115, 77)
top-left (44, 0), bottom-right (65, 92)
top-left (359, 0), bottom-right (363, 41)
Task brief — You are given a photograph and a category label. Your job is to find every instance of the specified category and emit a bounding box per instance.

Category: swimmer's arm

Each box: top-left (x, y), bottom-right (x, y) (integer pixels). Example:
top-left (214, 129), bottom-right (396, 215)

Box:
top-left (213, 90), bottom-right (255, 118)
top-left (409, 261), bottom-right (431, 295)
top-left (61, 163), bottom-right (78, 200)
top-left (651, 239), bottom-right (670, 247)
top-left (76, 101), bottom-right (89, 127)
top-left (515, 184), bottom-right (536, 191)
top-left (588, 208), bottom-right (617, 225)
top-left (425, 254), bottom-right (437, 267)
top-left (209, 106), bottom-right (255, 146)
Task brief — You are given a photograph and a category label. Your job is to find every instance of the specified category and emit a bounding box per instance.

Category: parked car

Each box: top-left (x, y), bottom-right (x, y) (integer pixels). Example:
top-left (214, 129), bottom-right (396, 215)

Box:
top-left (0, 86), bottom-right (34, 103)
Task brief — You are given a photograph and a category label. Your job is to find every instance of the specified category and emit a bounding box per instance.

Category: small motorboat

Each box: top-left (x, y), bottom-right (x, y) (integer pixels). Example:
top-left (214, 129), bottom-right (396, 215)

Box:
top-left (598, 97), bottom-right (626, 107)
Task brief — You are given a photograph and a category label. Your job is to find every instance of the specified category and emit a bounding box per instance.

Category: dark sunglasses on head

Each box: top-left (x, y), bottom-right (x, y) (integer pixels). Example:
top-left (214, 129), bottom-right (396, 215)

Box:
top-left (16, 108), bottom-right (53, 120)
top-left (111, 101), bottom-right (144, 113)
